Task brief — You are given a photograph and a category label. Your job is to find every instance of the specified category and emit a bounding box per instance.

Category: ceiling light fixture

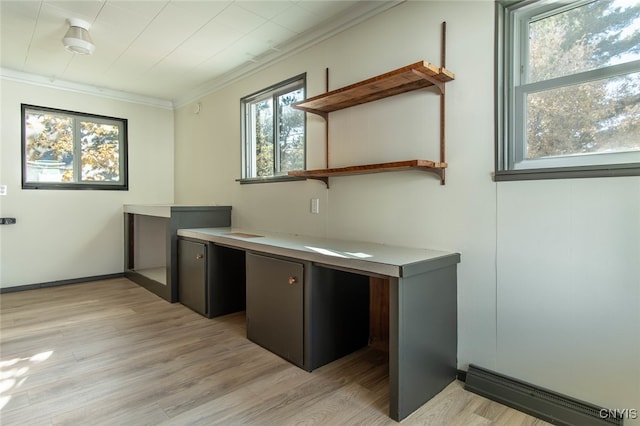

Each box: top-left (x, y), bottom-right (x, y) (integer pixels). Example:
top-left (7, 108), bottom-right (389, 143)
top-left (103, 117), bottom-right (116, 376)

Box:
top-left (62, 18), bottom-right (95, 55)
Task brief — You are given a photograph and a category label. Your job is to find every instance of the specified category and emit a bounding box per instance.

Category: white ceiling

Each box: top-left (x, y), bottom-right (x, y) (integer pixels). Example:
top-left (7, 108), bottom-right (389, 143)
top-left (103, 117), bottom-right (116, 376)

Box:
top-left (0, 0), bottom-right (400, 108)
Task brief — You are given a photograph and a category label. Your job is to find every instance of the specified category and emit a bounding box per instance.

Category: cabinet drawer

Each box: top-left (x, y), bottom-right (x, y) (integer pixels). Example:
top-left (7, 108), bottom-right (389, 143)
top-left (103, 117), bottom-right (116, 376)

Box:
top-left (246, 252), bottom-right (303, 367)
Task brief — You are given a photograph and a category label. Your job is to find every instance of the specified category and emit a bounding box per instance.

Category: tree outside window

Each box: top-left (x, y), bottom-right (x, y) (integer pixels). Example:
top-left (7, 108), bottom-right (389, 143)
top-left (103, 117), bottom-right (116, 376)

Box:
top-left (496, 0), bottom-right (640, 179)
top-left (22, 104), bottom-right (128, 190)
top-left (241, 74), bottom-right (306, 181)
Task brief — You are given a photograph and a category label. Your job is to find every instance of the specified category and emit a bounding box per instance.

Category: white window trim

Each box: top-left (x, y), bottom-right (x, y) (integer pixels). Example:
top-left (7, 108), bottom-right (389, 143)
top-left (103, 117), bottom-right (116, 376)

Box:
top-left (239, 74), bottom-right (306, 183)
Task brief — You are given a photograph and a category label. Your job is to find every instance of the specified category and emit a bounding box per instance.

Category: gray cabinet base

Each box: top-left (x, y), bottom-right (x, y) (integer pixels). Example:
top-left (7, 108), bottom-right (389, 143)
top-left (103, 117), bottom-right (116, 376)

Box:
top-left (246, 252), bottom-right (370, 372)
top-left (246, 253), bottom-right (304, 367)
top-left (389, 265), bottom-right (458, 421)
top-left (172, 230), bottom-right (459, 423)
top-left (177, 239), bottom-right (246, 318)
top-left (124, 206), bottom-right (231, 303)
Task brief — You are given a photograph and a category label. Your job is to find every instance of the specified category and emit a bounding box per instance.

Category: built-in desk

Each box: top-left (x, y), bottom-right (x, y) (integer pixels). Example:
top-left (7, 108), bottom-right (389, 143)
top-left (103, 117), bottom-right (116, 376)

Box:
top-left (177, 227), bottom-right (460, 422)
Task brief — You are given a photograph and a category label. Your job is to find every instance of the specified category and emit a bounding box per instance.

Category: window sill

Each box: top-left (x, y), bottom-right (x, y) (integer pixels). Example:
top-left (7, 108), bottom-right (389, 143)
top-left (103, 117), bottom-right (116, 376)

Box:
top-left (236, 176), bottom-right (306, 185)
top-left (22, 182), bottom-right (128, 190)
top-left (493, 163), bottom-right (640, 182)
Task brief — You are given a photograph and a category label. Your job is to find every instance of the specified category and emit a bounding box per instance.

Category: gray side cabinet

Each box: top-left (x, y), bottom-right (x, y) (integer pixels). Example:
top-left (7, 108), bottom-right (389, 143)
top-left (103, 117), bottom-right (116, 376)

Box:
top-left (246, 251), bottom-right (370, 372)
top-left (246, 252), bottom-right (304, 367)
top-left (123, 205), bottom-right (231, 303)
top-left (178, 238), bottom-right (246, 318)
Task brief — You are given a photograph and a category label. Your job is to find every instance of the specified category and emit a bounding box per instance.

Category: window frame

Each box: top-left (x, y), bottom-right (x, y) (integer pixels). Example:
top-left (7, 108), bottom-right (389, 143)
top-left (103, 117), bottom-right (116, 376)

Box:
top-left (495, 0), bottom-right (640, 181)
top-left (239, 73), bottom-right (307, 184)
top-left (21, 104), bottom-right (128, 190)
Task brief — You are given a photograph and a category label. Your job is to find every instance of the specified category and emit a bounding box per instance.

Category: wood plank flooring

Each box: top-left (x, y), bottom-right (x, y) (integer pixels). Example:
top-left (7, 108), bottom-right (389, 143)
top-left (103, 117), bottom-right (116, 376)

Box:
top-left (0, 278), bottom-right (549, 425)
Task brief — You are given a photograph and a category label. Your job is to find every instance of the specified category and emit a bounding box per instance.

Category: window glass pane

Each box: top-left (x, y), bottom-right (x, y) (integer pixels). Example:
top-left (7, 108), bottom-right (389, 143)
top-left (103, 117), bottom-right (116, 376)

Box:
top-left (241, 74), bottom-right (305, 180)
top-left (22, 104), bottom-right (128, 189)
top-left (24, 110), bottom-right (74, 182)
top-left (277, 88), bottom-right (305, 174)
top-left (529, 0), bottom-right (640, 82)
top-left (253, 98), bottom-right (274, 177)
top-left (80, 121), bottom-right (121, 181)
top-left (526, 71), bottom-right (640, 159)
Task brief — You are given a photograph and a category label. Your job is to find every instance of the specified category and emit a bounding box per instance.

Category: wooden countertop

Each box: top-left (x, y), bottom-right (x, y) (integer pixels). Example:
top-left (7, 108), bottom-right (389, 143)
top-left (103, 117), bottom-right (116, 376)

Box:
top-left (177, 227), bottom-right (460, 278)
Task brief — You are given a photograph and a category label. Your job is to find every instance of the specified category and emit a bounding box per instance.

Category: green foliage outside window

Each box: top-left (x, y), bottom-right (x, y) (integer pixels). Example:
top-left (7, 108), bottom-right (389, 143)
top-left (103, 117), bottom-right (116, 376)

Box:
top-left (22, 104), bottom-right (128, 190)
top-left (525, 0), bottom-right (640, 160)
top-left (497, 0), bottom-right (640, 178)
top-left (242, 74), bottom-right (306, 180)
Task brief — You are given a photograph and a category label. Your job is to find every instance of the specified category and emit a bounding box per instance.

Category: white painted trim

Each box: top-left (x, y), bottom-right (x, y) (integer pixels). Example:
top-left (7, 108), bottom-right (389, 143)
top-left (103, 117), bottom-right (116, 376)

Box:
top-left (1, 1), bottom-right (403, 111)
top-left (0, 67), bottom-right (174, 110)
top-left (172, 0), bottom-right (405, 108)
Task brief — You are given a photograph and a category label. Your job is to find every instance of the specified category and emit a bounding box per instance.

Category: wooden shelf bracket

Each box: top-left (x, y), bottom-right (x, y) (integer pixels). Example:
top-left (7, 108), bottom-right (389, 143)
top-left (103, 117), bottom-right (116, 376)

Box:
top-left (290, 21), bottom-right (452, 187)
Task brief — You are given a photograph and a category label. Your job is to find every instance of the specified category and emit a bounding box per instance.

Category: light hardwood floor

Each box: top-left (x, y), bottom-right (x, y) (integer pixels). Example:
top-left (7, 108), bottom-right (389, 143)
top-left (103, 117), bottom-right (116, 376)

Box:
top-left (0, 278), bottom-right (549, 425)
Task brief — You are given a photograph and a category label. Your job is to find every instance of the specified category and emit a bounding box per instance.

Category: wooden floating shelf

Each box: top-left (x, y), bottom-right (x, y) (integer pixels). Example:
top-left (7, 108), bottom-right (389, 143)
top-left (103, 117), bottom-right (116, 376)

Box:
top-left (292, 61), bottom-right (455, 116)
top-left (288, 159), bottom-right (447, 187)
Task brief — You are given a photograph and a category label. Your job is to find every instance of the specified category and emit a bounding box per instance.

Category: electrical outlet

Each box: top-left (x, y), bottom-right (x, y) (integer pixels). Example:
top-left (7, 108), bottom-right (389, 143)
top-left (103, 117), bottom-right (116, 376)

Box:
top-left (310, 198), bottom-right (320, 214)
top-left (0, 185), bottom-right (6, 195)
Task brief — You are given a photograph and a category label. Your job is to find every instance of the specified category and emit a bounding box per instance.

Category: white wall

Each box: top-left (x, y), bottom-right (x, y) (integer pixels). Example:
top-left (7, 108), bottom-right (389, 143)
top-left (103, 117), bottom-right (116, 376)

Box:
top-left (0, 80), bottom-right (174, 288)
top-left (497, 178), bottom-right (640, 419)
top-left (176, 0), bottom-right (498, 369)
top-left (174, 1), bottom-right (639, 422)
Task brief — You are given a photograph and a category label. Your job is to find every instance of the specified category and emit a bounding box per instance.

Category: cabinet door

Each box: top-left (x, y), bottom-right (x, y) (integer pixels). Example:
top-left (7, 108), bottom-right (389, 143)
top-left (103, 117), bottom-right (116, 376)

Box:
top-left (178, 239), bottom-right (207, 316)
top-left (246, 252), bottom-right (303, 367)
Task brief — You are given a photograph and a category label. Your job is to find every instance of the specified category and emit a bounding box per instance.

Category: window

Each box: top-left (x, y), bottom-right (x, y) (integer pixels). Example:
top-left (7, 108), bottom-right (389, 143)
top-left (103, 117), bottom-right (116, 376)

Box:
top-left (496, 0), bottom-right (640, 180)
top-left (22, 104), bottom-right (128, 190)
top-left (240, 74), bottom-right (306, 182)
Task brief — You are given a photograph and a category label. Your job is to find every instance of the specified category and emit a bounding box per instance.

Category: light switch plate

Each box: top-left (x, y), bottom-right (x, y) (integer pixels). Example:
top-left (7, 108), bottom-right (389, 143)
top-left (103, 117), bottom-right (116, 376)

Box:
top-left (310, 198), bottom-right (319, 214)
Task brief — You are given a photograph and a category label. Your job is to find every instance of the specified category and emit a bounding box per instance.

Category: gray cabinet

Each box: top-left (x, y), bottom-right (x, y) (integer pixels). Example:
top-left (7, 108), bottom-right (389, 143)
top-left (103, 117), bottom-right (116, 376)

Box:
top-left (245, 251), bottom-right (370, 371)
top-left (246, 252), bottom-right (304, 367)
top-left (123, 205), bottom-right (231, 302)
top-left (175, 227), bottom-right (460, 422)
top-left (178, 238), bottom-right (246, 318)
top-left (178, 239), bottom-right (208, 316)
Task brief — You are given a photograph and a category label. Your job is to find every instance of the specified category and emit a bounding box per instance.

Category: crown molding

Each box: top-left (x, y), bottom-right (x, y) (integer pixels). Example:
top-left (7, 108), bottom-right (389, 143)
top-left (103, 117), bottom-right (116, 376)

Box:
top-left (1, 1), bottom-right (403, 111)
top-left (0, 67), bottom-right (174, 110)
top-left (172, 0), bottom-right (404, 109)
